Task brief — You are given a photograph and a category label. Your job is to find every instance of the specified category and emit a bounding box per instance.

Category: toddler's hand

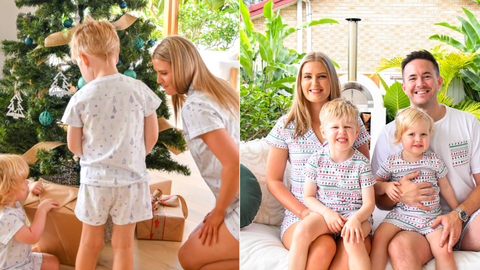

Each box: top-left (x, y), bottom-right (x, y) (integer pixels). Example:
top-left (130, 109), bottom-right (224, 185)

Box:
top-left (385, 182), bottom-right (402, 202)
top-left (29, 181), bottom-right (44, 195)
top-left (37, 199), bottom-right (59, 214)
top-left (323, 210), bottom-right (347, 233)
top-left (341, 217), bottom-right (364, 243)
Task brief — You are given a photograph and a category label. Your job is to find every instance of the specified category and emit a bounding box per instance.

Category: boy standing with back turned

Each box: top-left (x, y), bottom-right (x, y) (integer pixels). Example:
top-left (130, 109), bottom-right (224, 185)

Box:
top-left (62, 16), bottom-right (161, 270)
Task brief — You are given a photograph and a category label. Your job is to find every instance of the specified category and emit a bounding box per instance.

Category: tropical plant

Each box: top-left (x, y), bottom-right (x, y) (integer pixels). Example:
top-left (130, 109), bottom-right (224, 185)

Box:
top-left (429, 7), bottom-right (480, 101)
top-left (240, 0), bottom-right (338, 141)
top-left (375, 47), bottom-right (477, 104)
top-left (375, 50), bottom-right (480, 123)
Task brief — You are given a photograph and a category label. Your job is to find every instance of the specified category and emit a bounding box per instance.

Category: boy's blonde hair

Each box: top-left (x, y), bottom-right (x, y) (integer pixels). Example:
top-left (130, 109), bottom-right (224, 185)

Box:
top-left (152, 35), bottom-right (239, 123)
top-left (70, 16), bottom-right (119, 64)
top-left (284, 52), bottom-right (342, 137)
top-left (394, 107), bottom-right (434, 145)
top-left (319, 98), bottom-right (359, 128)
top-left (0, 155), bottom-right (29, 208)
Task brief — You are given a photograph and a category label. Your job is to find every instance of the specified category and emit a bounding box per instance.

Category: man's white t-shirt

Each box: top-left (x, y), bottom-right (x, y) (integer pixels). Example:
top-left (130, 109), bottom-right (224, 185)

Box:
top-left (372, 105), bottom-right (480, 213)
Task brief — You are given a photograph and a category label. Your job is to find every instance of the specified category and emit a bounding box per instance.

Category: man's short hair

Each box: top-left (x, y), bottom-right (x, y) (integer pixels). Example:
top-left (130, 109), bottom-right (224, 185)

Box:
top-left (401, 50), bottom-right (440, 78)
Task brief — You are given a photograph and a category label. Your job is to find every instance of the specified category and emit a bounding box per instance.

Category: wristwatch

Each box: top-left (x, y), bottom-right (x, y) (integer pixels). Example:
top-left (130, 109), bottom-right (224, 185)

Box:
top-left (454, 208), bottom-right (469, 223)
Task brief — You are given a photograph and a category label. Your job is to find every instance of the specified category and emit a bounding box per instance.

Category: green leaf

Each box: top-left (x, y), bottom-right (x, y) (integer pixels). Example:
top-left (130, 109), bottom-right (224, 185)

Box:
top-left (383, 82), bottom-right (410, 119)
top-left (434, 22), bottom-right (462, 34)
top-left (263, 0), bottom-right (274, 21)
top-left (254, 32), bottom-right (273, 63)
top-left (429, 35), bottom-right (467, 52)
top-left (462, 7), bottom-right (480, 49)
top-left (462, 69), bottom-right (480, 92)
top-left (453, 100), bottom-right (480, 121)
top-left (377, 74), bottom-right (390, 93)
top-left (240, 0), bottom-right (253, 34)
top-left (331, 59), bottom-right (340, 69)
top-left (308, 18), bottom-right (339, 27)
top-left (457, 16), bottom-right (480, 52)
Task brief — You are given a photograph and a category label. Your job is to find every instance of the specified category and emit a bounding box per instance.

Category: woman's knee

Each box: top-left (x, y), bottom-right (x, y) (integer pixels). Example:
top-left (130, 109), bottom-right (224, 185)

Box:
top-left (178, 241), bottom-right (198, 270)
top-left (308, 235), bottom-right (336, 262)
top-left (41, 254), bottom-right (60, 270)
top-left (294, 224), bottom-right (319, 244)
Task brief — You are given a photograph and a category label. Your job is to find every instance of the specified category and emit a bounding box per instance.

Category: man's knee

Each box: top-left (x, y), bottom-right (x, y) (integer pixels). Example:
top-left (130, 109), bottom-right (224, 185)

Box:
top-left (388, 232), bottom-right (431, 269)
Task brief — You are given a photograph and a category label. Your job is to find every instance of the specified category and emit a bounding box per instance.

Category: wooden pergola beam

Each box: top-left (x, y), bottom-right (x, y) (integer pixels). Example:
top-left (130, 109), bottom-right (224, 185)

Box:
top-left (163, 0), bottom-right (179, 37)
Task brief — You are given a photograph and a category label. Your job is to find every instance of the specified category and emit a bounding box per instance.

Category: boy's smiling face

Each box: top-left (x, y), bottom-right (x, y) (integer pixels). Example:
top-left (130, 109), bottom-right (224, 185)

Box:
top-left (321, 117), bottom-right (359, 154)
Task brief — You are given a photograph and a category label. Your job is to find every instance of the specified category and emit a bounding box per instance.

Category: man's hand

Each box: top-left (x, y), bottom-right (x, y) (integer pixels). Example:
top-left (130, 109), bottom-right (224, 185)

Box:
top-left (431, 211), bottom-right (463, 253)
top-left (398, 171), bottom-right (436, 211)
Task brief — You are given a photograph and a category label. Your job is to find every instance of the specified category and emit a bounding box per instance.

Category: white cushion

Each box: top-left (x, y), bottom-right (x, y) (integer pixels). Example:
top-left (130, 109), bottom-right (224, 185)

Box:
top-left (240, 138), bottom-right (290, 226)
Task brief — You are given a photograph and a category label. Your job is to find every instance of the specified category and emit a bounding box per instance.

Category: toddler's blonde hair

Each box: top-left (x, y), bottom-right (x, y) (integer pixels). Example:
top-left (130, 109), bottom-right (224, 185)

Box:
top-left (320, 98), bottom-right (359, 129)
top-left (70, 16), bottom-right (120, 65)
top-left (394, 107), bottom-right (434, 145)
top-left (0, 155), bottom-right (29, 209)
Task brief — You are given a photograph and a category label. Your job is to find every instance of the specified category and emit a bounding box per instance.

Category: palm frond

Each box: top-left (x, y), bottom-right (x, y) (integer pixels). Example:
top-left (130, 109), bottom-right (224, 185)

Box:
top-left (453, 100), bottom-right (480, 121)
top-left (438, 91), bottom-right (454, 107)
top-left (374, 57), bottom-right (404, 74)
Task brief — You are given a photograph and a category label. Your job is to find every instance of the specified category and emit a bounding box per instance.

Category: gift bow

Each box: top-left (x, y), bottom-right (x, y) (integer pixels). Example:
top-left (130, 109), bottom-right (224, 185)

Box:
top-left (151, 189), bottom-right (180, 211)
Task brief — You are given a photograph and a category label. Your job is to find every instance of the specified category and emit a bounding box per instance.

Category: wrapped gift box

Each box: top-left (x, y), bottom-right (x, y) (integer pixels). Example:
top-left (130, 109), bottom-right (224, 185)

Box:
top-left (148, 175), bottom-right (172, 195)
top-left (137, 190), bottom-right (188, 242)
top-left (23, 182), bottom-right (84, 266)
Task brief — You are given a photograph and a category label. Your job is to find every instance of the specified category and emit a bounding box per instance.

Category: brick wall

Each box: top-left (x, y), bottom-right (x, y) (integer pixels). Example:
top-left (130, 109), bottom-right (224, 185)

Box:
top-left (251, 0), bottom-right (480, 72)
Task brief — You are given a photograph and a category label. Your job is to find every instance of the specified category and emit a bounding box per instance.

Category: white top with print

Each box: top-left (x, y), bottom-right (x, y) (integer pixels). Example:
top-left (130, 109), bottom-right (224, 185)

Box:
top-left (376, 150), bottom-right (448, 214)
top-left (62, 73), bottom-right (162, 187)
top-left (372, 105), bottom-right (480, 213)
top-left (0, 202), bottom-right (34, 269)
top-left (182, 87), bottom-right (240, 240)
top-left (304, 147), bottom-right (375, 212)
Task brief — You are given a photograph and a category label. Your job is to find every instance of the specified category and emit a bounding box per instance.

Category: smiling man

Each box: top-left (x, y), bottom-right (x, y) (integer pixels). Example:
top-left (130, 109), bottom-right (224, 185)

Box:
top-left (371, 50), bottom-right (480, 268)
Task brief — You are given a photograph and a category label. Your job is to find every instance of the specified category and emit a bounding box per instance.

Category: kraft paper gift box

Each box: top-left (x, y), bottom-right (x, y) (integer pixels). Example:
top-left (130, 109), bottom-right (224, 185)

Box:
top-left (23, 182), bottom-right (103, 266)
top-left (137, 189), bottom-right (188, 241)
top-left (148, 175), bottom-right (172, 195)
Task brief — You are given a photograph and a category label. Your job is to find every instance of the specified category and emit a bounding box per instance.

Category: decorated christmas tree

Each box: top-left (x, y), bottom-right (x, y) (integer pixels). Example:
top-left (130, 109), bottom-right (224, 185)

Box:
top-left (0, 0), bottom-right (189, 183)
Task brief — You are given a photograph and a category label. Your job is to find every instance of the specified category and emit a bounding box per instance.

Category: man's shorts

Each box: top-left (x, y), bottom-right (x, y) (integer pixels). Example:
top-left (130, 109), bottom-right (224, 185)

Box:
top-left (454, 208), bottom-right (480, 250)
top-left (75, 182), bottom-right (152, 226)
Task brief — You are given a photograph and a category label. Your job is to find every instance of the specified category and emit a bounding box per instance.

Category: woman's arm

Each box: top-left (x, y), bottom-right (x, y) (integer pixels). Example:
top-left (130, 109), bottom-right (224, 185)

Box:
top-left (357, 143), bottom-right (370, 160)
top-left (266, 146), bottom-right (311, 219)
top-left (197, 128), bottom-right (239, 245)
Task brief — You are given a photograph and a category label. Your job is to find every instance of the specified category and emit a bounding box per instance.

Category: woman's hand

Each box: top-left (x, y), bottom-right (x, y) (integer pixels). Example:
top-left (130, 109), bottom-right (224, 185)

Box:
top-left (323, 209), bottom-right (347, 233)
top-left (341, 217), bottom-right (364, 243)
top-left (198, 209), bottom-right (225, 246)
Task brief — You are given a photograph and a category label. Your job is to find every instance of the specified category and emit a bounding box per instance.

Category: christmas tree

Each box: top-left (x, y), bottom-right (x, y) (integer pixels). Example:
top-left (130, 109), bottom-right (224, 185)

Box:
top-left (0, 0), bottom-right (189, 183)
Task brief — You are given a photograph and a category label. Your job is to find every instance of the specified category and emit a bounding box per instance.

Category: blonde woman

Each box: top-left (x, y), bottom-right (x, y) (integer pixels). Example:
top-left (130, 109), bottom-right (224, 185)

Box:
top-left (152, 36), bottom-right (239, 270)
top-left (265, 52), bottom-right (371, 269)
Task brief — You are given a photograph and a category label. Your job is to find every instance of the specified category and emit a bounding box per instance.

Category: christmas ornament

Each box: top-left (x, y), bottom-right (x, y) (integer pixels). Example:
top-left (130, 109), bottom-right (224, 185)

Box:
top-left (25, 37), bottom-right (33, 45)
top-left (120, 1), bottom-right (127, 8)
top-left (64, 19), bottom-right (72, 28)
top-left (49, 70), bottom-right (73, 97)
top-left (6, 92), bottom-right (25, 119)
top-left (39, 110), bottom-right (53, 126)
top-left (117, 59), bottom-right (122, 66)
top-left (148, 40), bottom-right (155, 46)
top-left (124, 69), bottom-right (137, 79)
top-left (78, 77), bottom-right (87, 89)
top-left (133, 38), bottom-right (144, 49)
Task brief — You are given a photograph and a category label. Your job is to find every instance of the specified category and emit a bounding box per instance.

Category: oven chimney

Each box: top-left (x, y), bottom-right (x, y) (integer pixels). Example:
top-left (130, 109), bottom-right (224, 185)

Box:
top-left (346, 18), bottom-right (361, 82)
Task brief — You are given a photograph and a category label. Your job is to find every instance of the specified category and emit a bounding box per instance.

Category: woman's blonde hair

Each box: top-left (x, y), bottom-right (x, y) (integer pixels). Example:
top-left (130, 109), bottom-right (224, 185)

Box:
top-left (394, 107), bottom-right (434, 145)
top-left (70, 16), bottom-right (120, 65)
top-left (0, 155), bottom-right (29, 209)
top-left (319, 98), bottom-right (359, 128)
top-left (152, 35), bottom-right (239, 122)
top-left (284, 52), bottom-right (342, 137)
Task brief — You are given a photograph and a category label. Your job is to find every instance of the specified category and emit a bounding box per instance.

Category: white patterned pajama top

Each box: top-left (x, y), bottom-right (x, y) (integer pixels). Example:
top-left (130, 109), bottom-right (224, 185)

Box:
top-left (376, 150), bottom-right (448, 235)
top-left (181, 87), bottom-right (240, 241)
top-left (266, 115), bottom-right (370, 238)
top-left (0, 202), bottom-right (43, 270)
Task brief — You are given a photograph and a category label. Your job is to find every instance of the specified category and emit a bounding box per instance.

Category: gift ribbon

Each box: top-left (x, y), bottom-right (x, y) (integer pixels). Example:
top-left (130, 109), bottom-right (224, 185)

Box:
top-left (149, 189), bottom-right (188, 240)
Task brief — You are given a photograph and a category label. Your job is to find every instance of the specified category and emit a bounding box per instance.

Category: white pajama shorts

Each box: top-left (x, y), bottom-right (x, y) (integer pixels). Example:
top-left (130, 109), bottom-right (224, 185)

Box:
top-left (75, 182), bottom-right (153, 226)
